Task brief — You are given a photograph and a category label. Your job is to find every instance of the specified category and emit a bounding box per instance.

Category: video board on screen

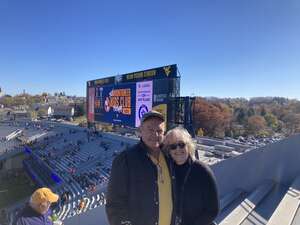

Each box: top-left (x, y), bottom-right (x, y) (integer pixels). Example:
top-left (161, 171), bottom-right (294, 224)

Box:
top-left (95, 83), bottom-right (136, 127)
top-left (87, 64), bottom-right (179, 128)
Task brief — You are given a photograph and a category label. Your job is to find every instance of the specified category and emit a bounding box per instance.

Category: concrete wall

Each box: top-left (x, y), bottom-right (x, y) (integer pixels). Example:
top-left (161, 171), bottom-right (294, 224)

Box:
top-left (211, 134), bottom-right (300, 197)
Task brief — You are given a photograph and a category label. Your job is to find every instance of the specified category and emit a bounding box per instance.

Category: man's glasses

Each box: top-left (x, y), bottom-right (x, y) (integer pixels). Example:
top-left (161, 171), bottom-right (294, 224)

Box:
top-left (168, 142), bottom-right (186, 151)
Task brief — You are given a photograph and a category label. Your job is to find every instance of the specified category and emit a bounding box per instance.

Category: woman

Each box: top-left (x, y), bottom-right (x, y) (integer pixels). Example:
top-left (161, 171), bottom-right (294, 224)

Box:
top-left (163, 127), bottom-right (219, 225)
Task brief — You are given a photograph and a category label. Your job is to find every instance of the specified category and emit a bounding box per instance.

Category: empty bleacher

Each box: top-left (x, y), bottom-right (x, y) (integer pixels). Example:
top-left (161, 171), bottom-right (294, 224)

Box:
top-left (267, 176), bottom-right (300, 225)
top-left (216, 178), bottom-right (300, 225)
top-left (213, 134), bottom-right (300, 225)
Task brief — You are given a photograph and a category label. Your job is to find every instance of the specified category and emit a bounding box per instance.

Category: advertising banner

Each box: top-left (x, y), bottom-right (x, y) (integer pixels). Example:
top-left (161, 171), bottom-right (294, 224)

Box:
top-left (88, 87), bottom-right (95, 122)
top-left (135, 81), bottom-right (153, 127)
top-left (95, 83), bottom-right (136, 127)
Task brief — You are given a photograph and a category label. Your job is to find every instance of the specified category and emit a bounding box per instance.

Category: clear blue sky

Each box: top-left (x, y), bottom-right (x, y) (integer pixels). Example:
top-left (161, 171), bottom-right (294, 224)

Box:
top-left (1, 0), bottom-right (299, 99)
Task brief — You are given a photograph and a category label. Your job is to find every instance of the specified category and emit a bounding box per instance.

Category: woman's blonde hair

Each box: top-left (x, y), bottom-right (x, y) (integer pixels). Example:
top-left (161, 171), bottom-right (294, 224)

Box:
top-left (164, 127), bottom-right (195, 158)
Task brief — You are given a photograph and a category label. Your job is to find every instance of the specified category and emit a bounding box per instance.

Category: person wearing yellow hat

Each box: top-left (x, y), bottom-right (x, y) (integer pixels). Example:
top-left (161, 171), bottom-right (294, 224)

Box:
top-left (13, 187), bottom-right (59, 225)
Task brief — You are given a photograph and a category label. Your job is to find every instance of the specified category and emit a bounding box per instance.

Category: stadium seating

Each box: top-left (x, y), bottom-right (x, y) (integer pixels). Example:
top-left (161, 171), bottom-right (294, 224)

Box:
top-left (267, 176), bottom-right (300, 225)
top-left (5, 122), bottom-right (134, 222)
top-left (219, 181), bottom-right (274, 224)
top-left (3, 121), bottom-right (300, 225)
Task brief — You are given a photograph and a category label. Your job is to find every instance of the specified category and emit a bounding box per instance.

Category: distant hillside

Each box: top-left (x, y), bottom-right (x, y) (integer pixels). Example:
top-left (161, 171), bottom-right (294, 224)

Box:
top-left (193, 97), bottom-right (300, 138)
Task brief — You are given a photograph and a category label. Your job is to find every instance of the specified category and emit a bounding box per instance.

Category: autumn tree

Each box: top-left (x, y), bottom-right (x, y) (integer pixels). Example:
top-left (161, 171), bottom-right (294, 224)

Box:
top-left (193, 98), bottom-right (232, 138)
top-left (282, 113), bottom-right (300, 134)
top-left (234, 107), bottom-right (247, 124)
top-left (264, 113), bottom-right (279, 130)
top-left (247, 115), bottom-right (267, 136)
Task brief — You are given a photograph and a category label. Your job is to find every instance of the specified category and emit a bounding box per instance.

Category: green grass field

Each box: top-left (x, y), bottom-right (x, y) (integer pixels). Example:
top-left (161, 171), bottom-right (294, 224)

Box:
top-left (0, 172), bottom-right (35, 209)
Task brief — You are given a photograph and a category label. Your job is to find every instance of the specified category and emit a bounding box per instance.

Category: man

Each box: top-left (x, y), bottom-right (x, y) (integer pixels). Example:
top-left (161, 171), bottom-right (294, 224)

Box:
top-left (14, 187), bottom-right (59, 225)
top-left (106, 111), bottom-right (173, 225)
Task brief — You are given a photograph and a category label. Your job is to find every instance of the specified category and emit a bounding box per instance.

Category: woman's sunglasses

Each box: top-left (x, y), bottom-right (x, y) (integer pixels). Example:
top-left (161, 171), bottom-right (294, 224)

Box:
top-left (168, 142), bottom-right (186, 151)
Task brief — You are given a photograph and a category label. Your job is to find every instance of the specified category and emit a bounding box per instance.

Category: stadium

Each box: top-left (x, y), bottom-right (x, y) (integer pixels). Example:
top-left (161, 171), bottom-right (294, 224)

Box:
top-left (1, 65), bottom-right (300, 225)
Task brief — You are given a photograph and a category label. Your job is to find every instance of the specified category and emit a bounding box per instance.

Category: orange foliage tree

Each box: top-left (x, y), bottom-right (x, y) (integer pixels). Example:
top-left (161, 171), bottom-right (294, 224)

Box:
top-left (247, 115), bottom-right (267, 136)
top-left (193, 97), bottom-right (232, 138)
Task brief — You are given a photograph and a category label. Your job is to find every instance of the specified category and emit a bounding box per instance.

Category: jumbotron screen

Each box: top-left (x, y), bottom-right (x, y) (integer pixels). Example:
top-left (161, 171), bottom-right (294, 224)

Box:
top-left (86, 64), bottom-right (179, 128)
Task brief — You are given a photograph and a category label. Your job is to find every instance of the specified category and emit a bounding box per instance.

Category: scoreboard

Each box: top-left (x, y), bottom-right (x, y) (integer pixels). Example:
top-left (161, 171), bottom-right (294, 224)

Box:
top-left (87, 64), bottom-right (180, 128)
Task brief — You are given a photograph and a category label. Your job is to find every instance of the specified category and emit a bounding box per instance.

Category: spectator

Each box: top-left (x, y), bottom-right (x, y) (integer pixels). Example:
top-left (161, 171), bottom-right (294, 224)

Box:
top-left (106, 111), bottom-right (174, 225)
top-left (77, 199), bottom-right (85, 213)
top-left (163, 127), bottom-right (219, 225)
top-left (13, 187), bottom-right (59, 225)
top-left (60, 192), bottom-right (68, 209)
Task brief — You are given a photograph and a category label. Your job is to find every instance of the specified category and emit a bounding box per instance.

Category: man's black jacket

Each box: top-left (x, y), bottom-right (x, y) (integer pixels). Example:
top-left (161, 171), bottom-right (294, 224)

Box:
top-left (105, 141), bottom-right (175, 225)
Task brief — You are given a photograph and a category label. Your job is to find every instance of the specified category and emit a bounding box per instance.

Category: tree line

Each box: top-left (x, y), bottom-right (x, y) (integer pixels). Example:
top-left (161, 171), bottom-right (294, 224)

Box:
top-left (1, 94), bottom-right (299, 138)
top-left (193, 97), bottom-right (300, 138)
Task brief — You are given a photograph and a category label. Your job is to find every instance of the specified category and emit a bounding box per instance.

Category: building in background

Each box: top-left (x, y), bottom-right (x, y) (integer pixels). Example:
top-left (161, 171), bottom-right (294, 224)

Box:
top-left (0, 87), bottom-right (4, 98)
top-left (52, 105), bottom-right (75, 120)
